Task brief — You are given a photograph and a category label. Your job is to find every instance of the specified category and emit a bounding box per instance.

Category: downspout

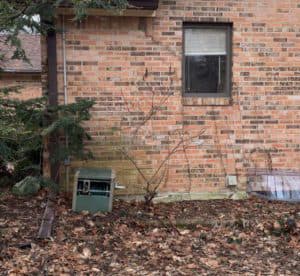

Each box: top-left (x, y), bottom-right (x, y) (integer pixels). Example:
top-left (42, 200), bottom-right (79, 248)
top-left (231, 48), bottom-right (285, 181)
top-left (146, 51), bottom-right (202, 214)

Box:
top-left (62, 14), bottom-right (70, 191)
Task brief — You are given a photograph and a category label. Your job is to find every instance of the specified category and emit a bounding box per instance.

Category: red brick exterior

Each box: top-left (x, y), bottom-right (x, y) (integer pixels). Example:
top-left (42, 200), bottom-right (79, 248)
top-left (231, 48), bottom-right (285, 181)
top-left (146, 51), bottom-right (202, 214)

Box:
top-left (48, 0), bottom-right (300, 195)
top-left (0, 73), bottom-right (42, 100)
top-left (0, 33), bottom-right (42, 101)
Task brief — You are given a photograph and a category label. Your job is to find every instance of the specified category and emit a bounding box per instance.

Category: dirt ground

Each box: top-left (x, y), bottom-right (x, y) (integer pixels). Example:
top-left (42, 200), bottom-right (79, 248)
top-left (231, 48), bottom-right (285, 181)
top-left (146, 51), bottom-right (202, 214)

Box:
top-left (1, 189), bottom-right (300, 275)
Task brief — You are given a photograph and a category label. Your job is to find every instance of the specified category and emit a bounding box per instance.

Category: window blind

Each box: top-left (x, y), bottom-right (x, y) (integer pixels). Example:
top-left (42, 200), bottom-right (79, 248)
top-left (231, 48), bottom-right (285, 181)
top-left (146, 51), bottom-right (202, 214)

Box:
top-left (185, 28), bottom-right (227, 56)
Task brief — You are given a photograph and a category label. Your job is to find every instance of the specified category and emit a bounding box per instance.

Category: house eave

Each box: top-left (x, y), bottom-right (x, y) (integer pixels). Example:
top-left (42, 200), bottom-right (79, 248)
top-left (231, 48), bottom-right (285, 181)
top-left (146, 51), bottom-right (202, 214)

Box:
top-left (59, 0), bottom-right (159, 10)
top-left (128, 0), bottom-right (159, 10)
top-left (56, 7), bottom-right (157, 17)
top-left (0, 69), bottom-right (41, 74)
top-left (57, 0), bottom-right (159, 17)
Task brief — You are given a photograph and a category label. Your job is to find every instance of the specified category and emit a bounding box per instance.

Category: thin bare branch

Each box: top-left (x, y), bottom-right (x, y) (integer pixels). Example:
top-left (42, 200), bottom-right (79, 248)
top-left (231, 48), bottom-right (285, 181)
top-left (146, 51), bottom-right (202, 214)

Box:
top-left (119, 147), bottom-right (149, 185)
top-left (149, 131), bottom-right (205, 185)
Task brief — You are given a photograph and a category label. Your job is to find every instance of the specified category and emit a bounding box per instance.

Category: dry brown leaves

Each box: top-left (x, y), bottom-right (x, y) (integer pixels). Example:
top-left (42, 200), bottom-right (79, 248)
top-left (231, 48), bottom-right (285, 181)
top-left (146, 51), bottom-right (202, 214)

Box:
top-left (1, 191), bottom-right (300, 275)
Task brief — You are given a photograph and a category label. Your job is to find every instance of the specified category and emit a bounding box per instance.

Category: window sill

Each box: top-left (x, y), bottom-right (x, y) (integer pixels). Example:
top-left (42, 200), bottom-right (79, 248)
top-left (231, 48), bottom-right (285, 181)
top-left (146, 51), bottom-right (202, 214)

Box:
top-left (182, 96), bottom-right (232, 106)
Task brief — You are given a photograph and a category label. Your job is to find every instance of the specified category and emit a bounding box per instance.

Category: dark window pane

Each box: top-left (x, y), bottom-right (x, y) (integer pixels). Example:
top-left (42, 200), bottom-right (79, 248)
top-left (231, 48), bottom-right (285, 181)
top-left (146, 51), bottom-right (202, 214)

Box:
top-left (185, 55), bottom-right (226, 94)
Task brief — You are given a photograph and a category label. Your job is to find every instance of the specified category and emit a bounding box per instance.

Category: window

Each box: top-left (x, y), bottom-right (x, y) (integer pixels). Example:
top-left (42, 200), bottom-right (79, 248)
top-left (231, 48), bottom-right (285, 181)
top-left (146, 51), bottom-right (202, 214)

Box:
top-left (183, 23), bottom-right (232, 97)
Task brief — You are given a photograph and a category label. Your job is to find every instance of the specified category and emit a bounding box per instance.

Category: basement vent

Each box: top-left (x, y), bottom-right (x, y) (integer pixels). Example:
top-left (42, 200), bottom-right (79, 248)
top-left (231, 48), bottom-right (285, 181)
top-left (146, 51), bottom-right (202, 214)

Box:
top-left (226, 175), bottom-right (238, 187)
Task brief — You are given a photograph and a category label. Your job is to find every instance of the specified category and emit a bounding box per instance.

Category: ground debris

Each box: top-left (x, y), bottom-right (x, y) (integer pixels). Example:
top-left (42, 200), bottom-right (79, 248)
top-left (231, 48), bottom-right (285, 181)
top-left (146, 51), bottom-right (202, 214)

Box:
top-left (0, 191), bottom-right (300, 275)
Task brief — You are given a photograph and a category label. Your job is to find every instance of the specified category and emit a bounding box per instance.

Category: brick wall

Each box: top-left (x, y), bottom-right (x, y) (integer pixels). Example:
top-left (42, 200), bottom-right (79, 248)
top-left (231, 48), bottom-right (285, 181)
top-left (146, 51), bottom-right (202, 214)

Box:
top-left (0, 73), bottom-right (42, 100)
top-left (49, 0), bottom-right (300, 195)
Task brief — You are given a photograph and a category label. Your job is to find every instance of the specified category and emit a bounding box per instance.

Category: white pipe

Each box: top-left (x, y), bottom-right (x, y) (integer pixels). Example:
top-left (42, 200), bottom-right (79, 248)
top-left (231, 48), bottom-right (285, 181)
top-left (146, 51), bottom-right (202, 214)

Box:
top-left (218, 56), bottom-right (221, 86)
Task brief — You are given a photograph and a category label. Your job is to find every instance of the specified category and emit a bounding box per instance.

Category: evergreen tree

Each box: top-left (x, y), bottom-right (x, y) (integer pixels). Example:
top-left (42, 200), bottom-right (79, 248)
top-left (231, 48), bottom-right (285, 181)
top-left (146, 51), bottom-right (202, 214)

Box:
top-left (0, 0), bottom-right (128, 185)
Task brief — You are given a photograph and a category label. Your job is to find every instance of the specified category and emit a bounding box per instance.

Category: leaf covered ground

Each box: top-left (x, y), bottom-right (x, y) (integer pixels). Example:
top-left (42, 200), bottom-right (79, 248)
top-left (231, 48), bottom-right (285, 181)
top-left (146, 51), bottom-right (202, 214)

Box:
top-left (1, 190), bottom-right (300, 275)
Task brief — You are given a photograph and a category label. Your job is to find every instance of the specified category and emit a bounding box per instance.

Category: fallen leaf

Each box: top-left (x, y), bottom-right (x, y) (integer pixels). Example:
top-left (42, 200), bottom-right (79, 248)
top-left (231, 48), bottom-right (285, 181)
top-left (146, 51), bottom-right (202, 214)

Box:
top-left (200, 258), bottom-right (219, 268)
top-left (80, 247), bottom-right (92, 259)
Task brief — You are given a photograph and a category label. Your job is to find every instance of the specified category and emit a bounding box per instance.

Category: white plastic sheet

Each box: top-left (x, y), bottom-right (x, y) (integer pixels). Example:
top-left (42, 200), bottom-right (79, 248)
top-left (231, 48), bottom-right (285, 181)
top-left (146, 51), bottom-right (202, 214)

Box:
top-left (248, 170), bottom-right (300, 201)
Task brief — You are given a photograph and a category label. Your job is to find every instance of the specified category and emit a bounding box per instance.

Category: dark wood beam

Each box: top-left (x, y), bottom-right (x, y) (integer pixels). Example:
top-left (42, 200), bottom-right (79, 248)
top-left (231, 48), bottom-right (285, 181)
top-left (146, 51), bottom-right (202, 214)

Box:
top-left (47, 30), bottom-right (58, 107)
top-left (59, 0), bottom-right (159, 10)
top-left (128, 0), bottom-right (159, 10)
top-left (46, 29), bottom-right (60, 183)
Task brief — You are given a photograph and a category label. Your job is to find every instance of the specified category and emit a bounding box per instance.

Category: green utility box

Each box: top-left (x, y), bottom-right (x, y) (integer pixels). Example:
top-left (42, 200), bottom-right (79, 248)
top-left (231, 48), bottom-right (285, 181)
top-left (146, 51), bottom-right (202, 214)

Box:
top-left (72, 168), bottom-right (115, 213)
